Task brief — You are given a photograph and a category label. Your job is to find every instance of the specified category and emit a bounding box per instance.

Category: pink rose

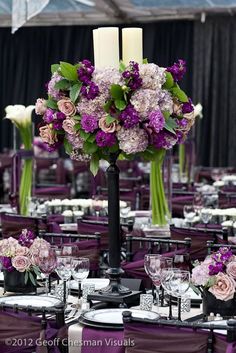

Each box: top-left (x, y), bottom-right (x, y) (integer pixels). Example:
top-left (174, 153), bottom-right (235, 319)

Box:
top-left (39, 125), bottom-right (58, 145)
top-left (57, 98), bottom-right (76, 116)
top-left (208, 273), bottom-right (235, 301)
top-left (35, 98), bottom-right (47, 115)
top-left (173, 102), bottom-right (182, 116)
top-left (62, 117), bottom-right (76, 134)
top-left (15, 245), bottom-right (29, 256)
top-left (12, 255), bottom-right (31, 272)
top-left (98, 116), bottom-right (117, 133)
top-left (226, 262), bottom-right (236, 279)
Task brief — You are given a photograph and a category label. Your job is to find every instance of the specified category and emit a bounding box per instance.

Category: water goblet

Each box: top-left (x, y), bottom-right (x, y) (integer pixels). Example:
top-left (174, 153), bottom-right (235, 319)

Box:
top-left (144, 254), bottom-right (173, 313)
top-left (168, 269), bottom-right (190, 320)
top-left (71, 257), bottom-right (90, 307)
top-left (56, 256), bottom-right (72, 304)
top-left (183, 205), bottom-right (196, 226)
top-left (38, 248), bottom-right (57, 294)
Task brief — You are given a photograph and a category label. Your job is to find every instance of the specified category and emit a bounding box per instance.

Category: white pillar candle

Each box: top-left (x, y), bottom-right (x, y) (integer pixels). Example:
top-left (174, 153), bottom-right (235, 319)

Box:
top-left (93, 29), bottom-right (100, 68)
top-left (122, 27), bottom-right (143, 66)
top-left (97, 27), bottom-right (119, 69)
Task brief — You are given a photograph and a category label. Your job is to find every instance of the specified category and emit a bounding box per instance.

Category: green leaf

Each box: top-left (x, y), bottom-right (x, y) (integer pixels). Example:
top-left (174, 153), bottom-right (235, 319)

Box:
top-left (164, 117), bottom-right (177, 134)
top-left (87, 134), bottom-right (96, 143)
top-left (189, 283), bottom-right (202, 296)
top-left (119, 60), bottom-right (126, 72)
top-left (60, 61), bottom-right (78, 81)
top-left (114, 100), bottom-right (126, 111)
top-left (74, 123), bottom-right (81, 132)
top-left (24, 271), bottom-right (29, 284)
top-left (171, 86), bottom-right (189, 103)
top-left (80, 130), bottom-right (90, 140)
top-left (103, 100), bottom-right (113, 113)
top-left (83, 141), bottom-right (98, 154)
top-left (73, 115), bottom-right (81, 121)
top-left (90, 153), bottom-right (99, 176)
top-left (109, 143), bottom-right (119, 153)
top-left (143, 58), bottom-right (148, 64)
top-left (70, 82), bottom-right (82, 103)
top-left (29, 272), bottom-right (37, 286)
top-left (64, 139), bottom-right (73, 155)
top-left (110, 84), bottom-right (124, 100)
top-left (54, 79), bottom-right (70, 90)
top-left (105, 115), bottom-right (116, 124)
top-left (51, 64), bottom-right (59, 74)
top-left (46, 99), bottom-right (58, 110)
top-left (163, 110), bottom-right (171, 120)
top-left (163, 71), bottom-right (174, 90)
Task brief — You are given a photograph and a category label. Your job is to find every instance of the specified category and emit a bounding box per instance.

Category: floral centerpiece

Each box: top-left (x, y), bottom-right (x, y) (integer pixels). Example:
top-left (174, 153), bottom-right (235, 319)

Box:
top-left (5, 105), bottom-right (35, 215)
top-left (35, 57), bottom-right (195, 225)
top-left (0, 229), bottom-right (51, 292)
top-left (192, 247), bottom-right (236, 316)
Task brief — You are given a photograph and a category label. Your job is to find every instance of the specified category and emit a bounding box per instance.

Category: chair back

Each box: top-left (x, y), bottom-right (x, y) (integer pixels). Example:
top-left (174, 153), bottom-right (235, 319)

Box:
top-left (1, 213), bottom-right (40, 239)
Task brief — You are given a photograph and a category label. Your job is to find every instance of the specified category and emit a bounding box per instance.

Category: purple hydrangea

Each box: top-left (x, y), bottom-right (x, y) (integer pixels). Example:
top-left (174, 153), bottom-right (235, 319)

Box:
top-left (47, 72), bottom-right (63, 100)
top-left (122, 61), bottom-right (142, 90)
top-left (44, 108), bottom-right (54, 124)
top-left (81, 114), bottom-right (98, 133)
top-left (166, 59), bottom-right (186, 82)
top-left (81, 82), bottom-right (99, 100)
top-left (66, 133), bottom-right (84, 149)
top-left (148, 110), bottom-right (165, 133)
top-left (18, 229), bottom-right (36, 248)
top-left (153, 130), bottom-right (177, 150)
top-left (0, 256), bottom-right (14, 272)
top-left (96, 130), bottom-right (116, 147)
top-left (117, 126), bottom-right (148, 154)
top-left (119, 105), bottom-right (140, 128)
top-left (182, 98), bottom-right (194, 114)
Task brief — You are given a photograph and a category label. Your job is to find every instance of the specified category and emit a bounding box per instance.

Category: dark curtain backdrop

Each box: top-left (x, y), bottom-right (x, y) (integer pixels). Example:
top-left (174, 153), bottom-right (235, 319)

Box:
top-left (0, 18), bottom-right (235, 166)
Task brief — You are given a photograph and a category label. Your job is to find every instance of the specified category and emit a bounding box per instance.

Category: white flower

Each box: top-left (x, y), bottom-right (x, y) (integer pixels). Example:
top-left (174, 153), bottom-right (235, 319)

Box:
top-left (194, 103), bottom-right (203, 119)
top-left (5, 105), bottom-right (34, 127)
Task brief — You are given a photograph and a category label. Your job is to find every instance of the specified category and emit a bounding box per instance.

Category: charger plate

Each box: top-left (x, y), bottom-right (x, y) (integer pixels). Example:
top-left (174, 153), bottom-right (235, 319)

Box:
top-left (0, 295), bottom-right (62, 308)
top-left (79, 308), bottom-right (159, 329)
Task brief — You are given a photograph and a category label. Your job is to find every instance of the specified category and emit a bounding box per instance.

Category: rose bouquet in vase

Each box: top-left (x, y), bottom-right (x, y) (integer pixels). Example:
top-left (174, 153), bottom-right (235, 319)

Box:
top-left (0, 229), bottom-right (52, 293)
top-left (191, 247), bottom-right (236, 316)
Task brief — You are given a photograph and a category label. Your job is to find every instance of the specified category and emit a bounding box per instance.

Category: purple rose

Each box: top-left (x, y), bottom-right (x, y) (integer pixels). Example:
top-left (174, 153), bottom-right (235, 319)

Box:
top-left (81, 114), bottom-right (98, 133)
top-left (96, 130), bottom-right (116, 147)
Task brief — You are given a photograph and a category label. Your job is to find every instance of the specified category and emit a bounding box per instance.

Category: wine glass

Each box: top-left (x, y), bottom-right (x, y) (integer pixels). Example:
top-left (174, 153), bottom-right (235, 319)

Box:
top-left (200, 207), bottom-right (213, 227)
top-left (144, 254), bottom-right (173, 312)
top-left (193, 193), bottom-right (204, 215)
top-left (183, 205), bottom-right (196, 225)
top-left (56, 256), bottom-right (72, 304)
top-left (38, 248), bottom-right (57, 294)
top-left (71, 257), bottom-right (90, 307)
top-left (168, 269), bottom-right (190, 320)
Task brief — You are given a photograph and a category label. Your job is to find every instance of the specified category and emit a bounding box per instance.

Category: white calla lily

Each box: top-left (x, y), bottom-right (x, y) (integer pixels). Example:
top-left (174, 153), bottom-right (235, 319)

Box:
top-left (194, 103), bottom-right (203, 119)
top-left (5, 104), bottom-right (35, 127)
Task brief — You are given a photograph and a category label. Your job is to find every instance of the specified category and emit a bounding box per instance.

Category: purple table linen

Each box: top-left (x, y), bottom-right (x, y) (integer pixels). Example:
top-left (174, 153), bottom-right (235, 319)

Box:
top-left (81, 327), bottom-right (124, 353)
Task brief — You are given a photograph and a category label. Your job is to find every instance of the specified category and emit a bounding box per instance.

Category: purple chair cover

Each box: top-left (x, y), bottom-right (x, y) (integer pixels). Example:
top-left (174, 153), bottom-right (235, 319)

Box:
top-left (0, 310), bottom-right (67, 353)
top-left (1, 213), bottom-right (39, 239)
top-left (171, 195), bottom-right (194, 217)
top-left (123, 322), bottom-right (235, 353)
top-left (77, 220), bottom-right (109, 250)
top-left (34, 185), bottom-right (71, 199)
top-left (81, 327), bottom-right (124, 353)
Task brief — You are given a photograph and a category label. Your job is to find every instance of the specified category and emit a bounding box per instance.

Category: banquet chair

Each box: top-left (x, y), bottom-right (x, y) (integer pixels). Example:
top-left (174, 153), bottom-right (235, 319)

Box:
top-left (206, 240), bottom-right (236, 255)
top-left (122, 311), bottom-right (236, 353)
top-left (0, 304), bottom-right (67, 353)
top-left (170, 225), bottom-right (228, 262)
top-left (1, 212), bottom-right (40, 239)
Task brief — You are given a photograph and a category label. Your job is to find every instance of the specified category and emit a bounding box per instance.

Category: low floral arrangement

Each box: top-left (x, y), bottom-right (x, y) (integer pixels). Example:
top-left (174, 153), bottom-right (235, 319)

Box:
top-left (0, 229), bottom-right (51, 286)
top-left (36, 58), bottom-right (195, 225)
top-left (192, 247), bottom-right (236, 301)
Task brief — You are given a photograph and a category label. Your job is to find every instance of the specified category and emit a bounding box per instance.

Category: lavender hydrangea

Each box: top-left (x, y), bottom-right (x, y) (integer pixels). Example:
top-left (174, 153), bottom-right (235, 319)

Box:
top-left (96, 131), bottom-right (116, 147)
top-left (93, 68), bottom-right (124, 96)
top-left (18, 229), bottom-right (35, 248)
top-left (148, 110), bottom-right (165, 134)
top-left (158, 90), bottom-right (174, 114)
top-left (81, 114), bottom-right (98, 133)
top-left (166, 59), bottom-right (186, 82)
top-left (66, 133), bottom-right (84, 149)
top-left (153, 130), bottom-right (177, 150)
top-left (117, 126), bottom-right (148, 154)
top-left (70, 150), bottom-right (90, 162)
top-left (139, 63), bottom-right (166, 90)
top-left (77, 94), bottom-right (107, 119)
top-left (130, 89), bottom-right (160, 120)
top-left (119, 105), bottom-right (140, 128)
top-left (47, 72), bottom-right (63, 100)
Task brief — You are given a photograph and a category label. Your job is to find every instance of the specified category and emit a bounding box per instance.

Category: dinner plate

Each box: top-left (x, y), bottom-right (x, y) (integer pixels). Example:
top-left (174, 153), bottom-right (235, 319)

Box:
top-left (69, 278), bottom-right (109, 291)
top-left (0, 295), bottom-right (62, 308)
top-left (80, 308), bottom-right (159, 329)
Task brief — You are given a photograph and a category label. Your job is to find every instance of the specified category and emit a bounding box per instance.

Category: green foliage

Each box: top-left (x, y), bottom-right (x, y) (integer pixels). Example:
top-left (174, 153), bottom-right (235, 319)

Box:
top-left (105, 115), bottom-right (117, 124)
top-left (79, 130), bottom-right (90, 140)
top-left (60, 61), bottom-right (78, 81)
top-left (73, 115), bottom-right (82, 121)
top-left (110, 84), bottom-right (124, 100)
top-left (51, 64), bottom-right (59, 74)
top-left (163, 110), bottom-right (171, 120)
top-left (104, 100), bottom-right (113, 113)
top-left (164, 117), bottom-right (177, 134)
top-left (83, 141), bottom-right (98, 154)
top-left (24, 271), bottom-right (29, 284)
top-left (163, 72), bottom-right (174, 90)
top-left (54, 79), bottom-right (70, 90)
top-left (114, 100), bottom-right (126, 111)
top-left (119, 61), bottom-right (126, 72)
top-left (74, 123), bottom-right (81, 132)
top-left (64, 139), bottom-right (73, 155)
top-left (90, 153), bottom-right (99, 176)
top-left (171, 86), bottom-right (188, 103)
top-left (143, 58), bottom-right (148, 64)
top-left (70, 83), bottom-right (82, 102)
top-left (46, 98), bottom-right (58, 110)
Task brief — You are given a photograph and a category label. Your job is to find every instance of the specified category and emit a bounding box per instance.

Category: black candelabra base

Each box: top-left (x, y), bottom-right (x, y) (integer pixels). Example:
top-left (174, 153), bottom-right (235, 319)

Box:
top-left (99, 268), bottom-right (131, 296)
top-left (88, 290), bottom-right (141, 308)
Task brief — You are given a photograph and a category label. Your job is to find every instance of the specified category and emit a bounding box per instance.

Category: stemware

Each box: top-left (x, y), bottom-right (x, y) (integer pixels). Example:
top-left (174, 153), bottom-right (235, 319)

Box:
top-left (183, 205), bottom-right (196, 225)
top-left (38, 248), bottom-right (57, 294)
top-left (200, 207), bottom-right (213, 227)
top-left (144, 254), bottom-right (173, 312)
top-left (56, 256), bottom-right (72, 304)
top-left (168, 269), bottom-right (190, 320)
top-left (71, 257), bottom-right (90, 306)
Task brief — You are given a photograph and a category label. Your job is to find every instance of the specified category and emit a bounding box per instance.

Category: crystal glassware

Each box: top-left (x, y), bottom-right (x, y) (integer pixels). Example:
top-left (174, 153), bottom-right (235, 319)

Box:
top-left (183, 205), bottom-right (196, 225)
top-left (168, 269), bottom-right (190, 320)
top-left (56, 256), bottom-right (72, 304)
top-left (38, 248), bottom-right (57, 294)
top-left (200, 207), bottom-right (213, 227)
top-left (71, 257), bottom-right (90, 307)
